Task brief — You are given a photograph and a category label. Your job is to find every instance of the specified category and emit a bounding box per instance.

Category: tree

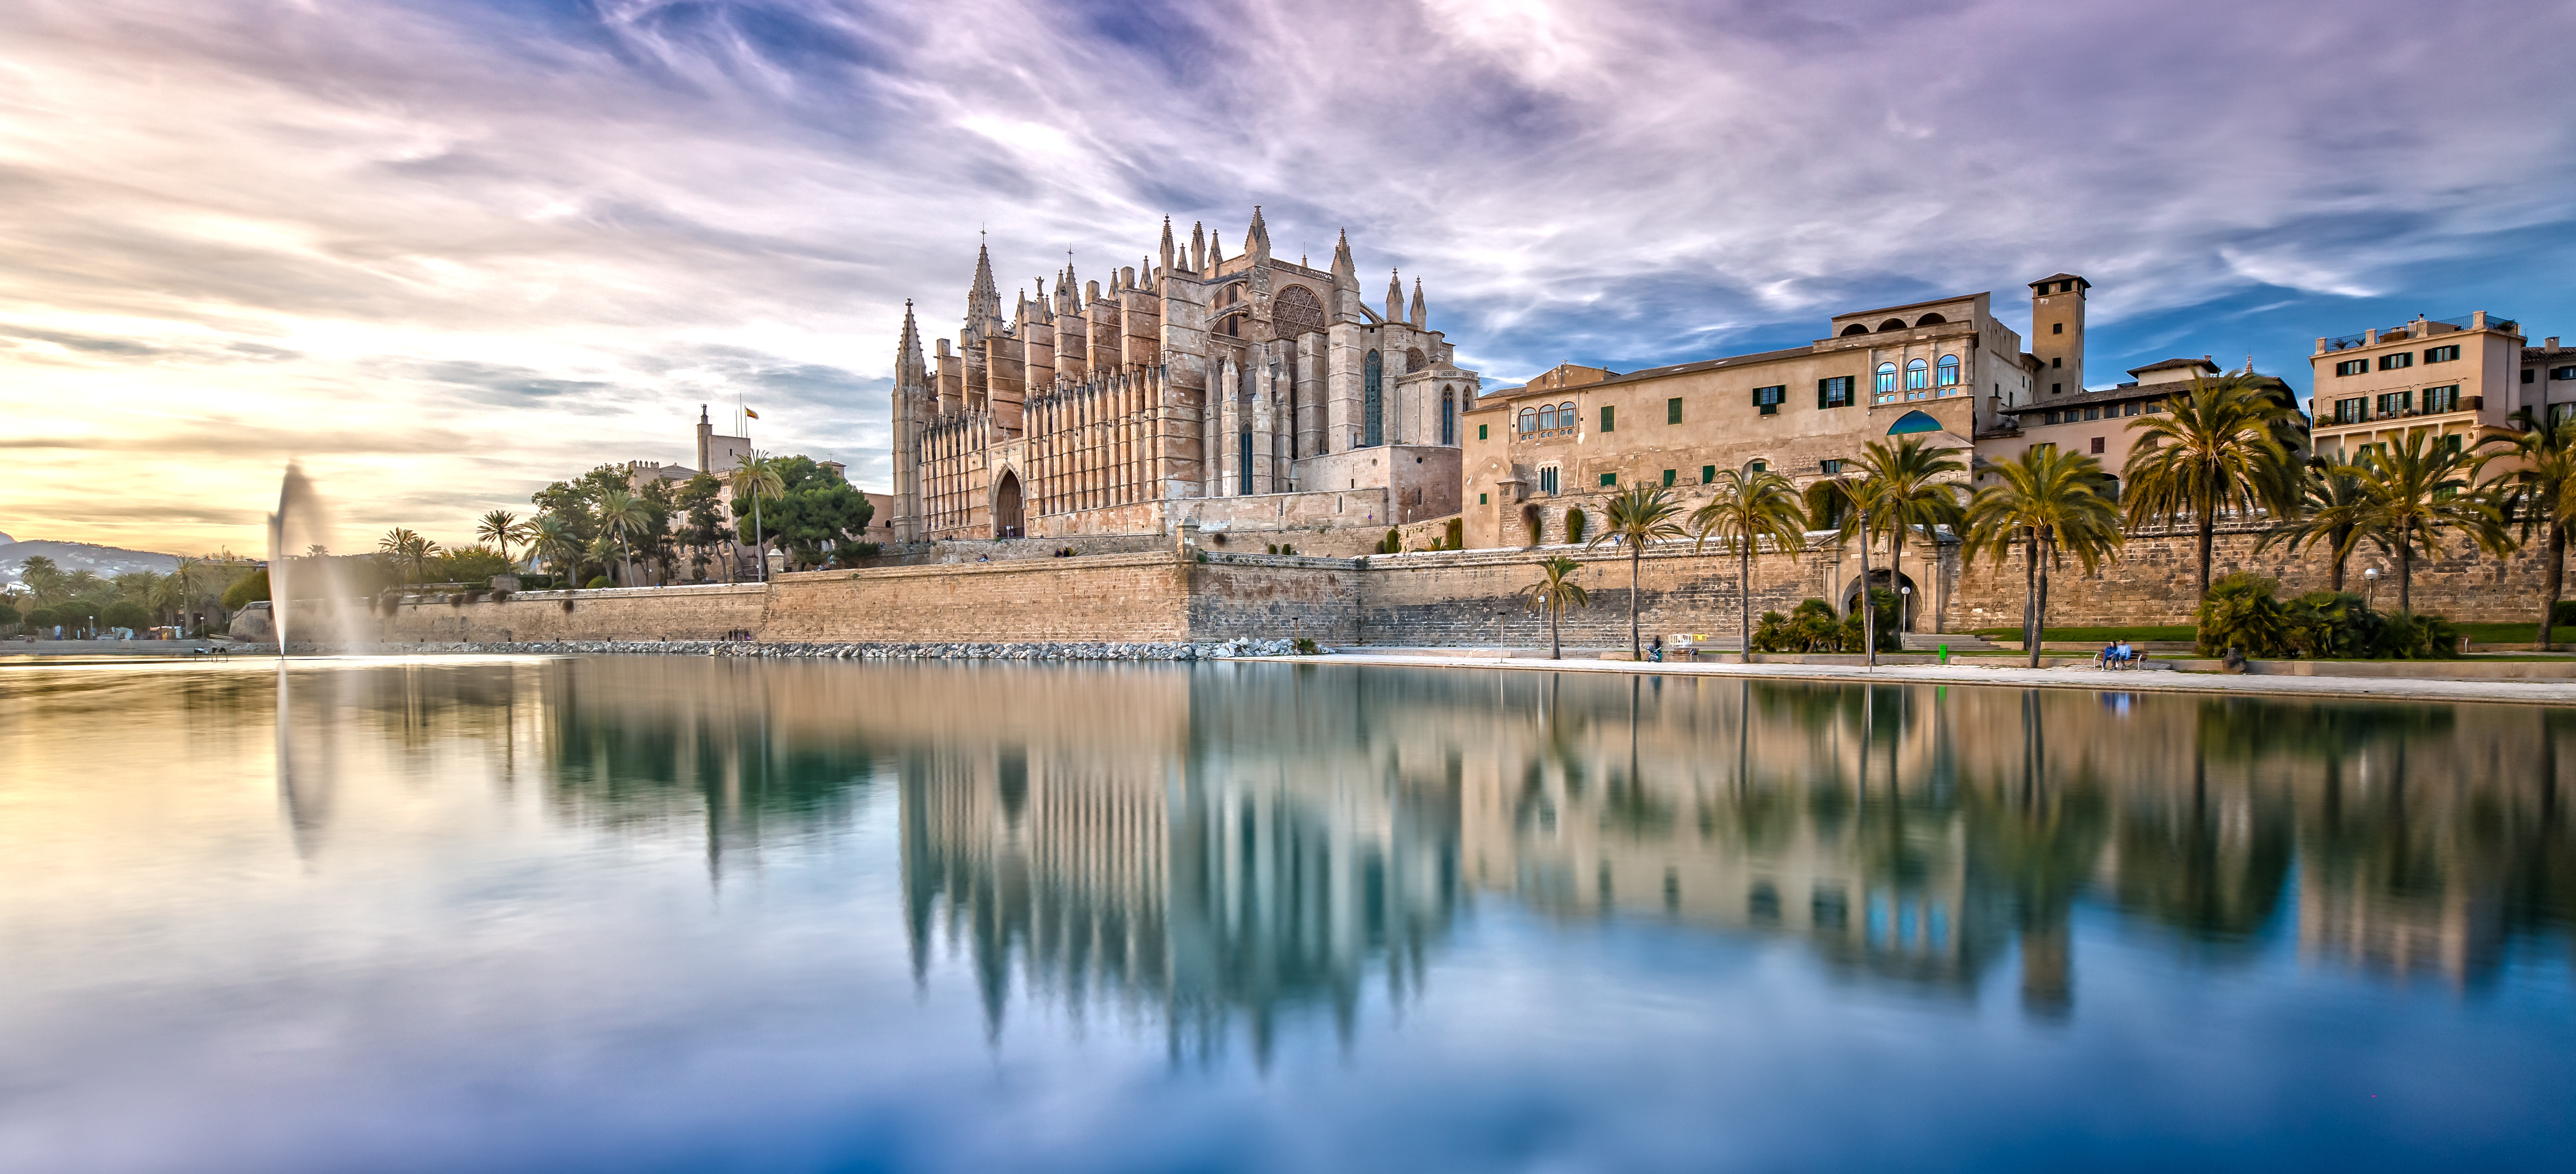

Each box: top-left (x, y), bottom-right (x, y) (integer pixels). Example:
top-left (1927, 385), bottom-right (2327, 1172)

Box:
top-left (2122, 373), bottom-right (2301, 598)
top-left (1518, 556), bottom-right (1591, 660)
top-left (529, 514), bottom-right (583, 585)
top-left (102, 600), bottom-right (151, 633)
top-left (2480, 409), bottom-right (2576, 649)
top-left (1841, 436), bottom-right (1966, 633)
top-left (476, 511), bottom-right (522, 567)
top-left (1690, 465), bottom-right (1810, 662)
top-left (731, 456), bottom-right (871, 573)
top-left (1965, 445), bottom-right (2123, 667)
top-left (595, 488), bottom-right (655, 586)
top-left (2255, 458), bottom-right (2379, 594)
top-left (377, 528), bottom-right (440, 586)
top-left (18, 557), bottom-right (69, 607)
top-left (1584, 484), bottom-right (1687, 659)
top-left (729, 454), bottom-right (786, 581)
top-left (2344, 428), bottom-right (2509, 614)
top-left (676, 472), bottom-right (728, 581)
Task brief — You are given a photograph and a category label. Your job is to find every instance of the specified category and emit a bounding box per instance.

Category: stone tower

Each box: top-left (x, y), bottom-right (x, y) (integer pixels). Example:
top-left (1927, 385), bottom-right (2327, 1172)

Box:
top-left (2029, 273), bottom-right (2089, 399)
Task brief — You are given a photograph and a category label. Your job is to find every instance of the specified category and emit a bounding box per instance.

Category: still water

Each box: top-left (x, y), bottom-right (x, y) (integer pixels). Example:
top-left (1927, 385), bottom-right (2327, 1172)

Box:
top-left (1, 657), bottom-right (2571, 1173)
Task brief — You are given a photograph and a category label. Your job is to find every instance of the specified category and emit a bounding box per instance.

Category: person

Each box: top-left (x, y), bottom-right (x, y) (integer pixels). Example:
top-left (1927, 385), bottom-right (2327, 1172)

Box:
top-left (2115, 640), bottom-right (2134, 668)
top-left (2097, 641), bottom-right (2117, 669)
top-left (1648, 636), bottom-right (1664, 663)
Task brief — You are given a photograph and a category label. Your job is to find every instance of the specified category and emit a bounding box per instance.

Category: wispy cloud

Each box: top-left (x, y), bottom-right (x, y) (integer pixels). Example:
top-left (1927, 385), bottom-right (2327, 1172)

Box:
top-left (4, 0), bottom-right (2575, 552)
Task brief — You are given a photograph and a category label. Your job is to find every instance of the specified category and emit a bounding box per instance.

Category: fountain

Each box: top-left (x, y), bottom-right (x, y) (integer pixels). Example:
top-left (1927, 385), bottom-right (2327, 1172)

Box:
top-left (264, 462), bottom-right (374, 654)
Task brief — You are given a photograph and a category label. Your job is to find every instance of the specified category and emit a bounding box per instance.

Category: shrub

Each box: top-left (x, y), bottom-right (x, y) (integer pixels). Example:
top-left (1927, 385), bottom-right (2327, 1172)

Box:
top-left (25, 606), bottom-right (60, 631)
top-left (1444, 518), bottom-right (1464, 550)
top-left (2554, 600), bottom-right (2576, 627)
top-left (1564, 507), bottom-right (1588, 544)
top-left (584, 576), bottom-right (613, 589)
top-left (2196, 573), bottom-right (2291, 658)
top-left (2282, 591), bottom-right (2382, 659)
top-left (1195, 551), bottom-right (1209, 564)
top-left (102, 601), bottom-right (151, 631)
top-left (1857, 587), bottom-right (1902, 652)
top-left (1376, 528), bottom-right (1401, 554)
top-left (222, 569), bottom-right (270, 610)
top-left (1292, 637), bottom-right (1319, 655)
top-left (2378, 611), bottom-right (2463, 660)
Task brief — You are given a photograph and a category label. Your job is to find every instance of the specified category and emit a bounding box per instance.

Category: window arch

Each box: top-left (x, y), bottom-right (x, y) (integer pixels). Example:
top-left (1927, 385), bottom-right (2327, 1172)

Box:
top-left (1936, 354), bottom-right (1961, 388)
top-left (1441, 388), bottom-right (1456, 445)
top-left (1271, 285), bottom-right (1326, 335)
top-left (1840, 323), bottom-right (1870, 337)
top-left (1875, 362), bottom-right (1899, 401)
top-left (1363, 350), bottom-right (1383, 446)
top-left (1887, 410), bottom-right (1942, 435)
top-left (1906, 358), bottom-right (1929, 393)
top-left (1519, 406), bottom-right (1538, 434)
top-left (1877, 319), bottom-right (1907, 332)
top-left (1537, 404), bottom-right (1557, 432)
top-left (1406, 347), bottom-right (1427, 373)
top-left (1916, 313), bottom-right (1947, 326)
top-left (1559, 401), bottom-right (1575, 428)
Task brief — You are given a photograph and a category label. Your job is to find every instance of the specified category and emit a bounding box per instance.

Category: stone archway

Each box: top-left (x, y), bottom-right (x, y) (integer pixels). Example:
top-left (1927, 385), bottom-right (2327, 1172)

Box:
top-left (1844, 568), bottom-right (1922, 631)
top-left (993, 471), bottom-right (1024, 539)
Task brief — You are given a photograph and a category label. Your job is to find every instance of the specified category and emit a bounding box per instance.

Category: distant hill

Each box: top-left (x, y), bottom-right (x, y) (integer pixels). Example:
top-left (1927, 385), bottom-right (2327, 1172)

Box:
top-left (0, 539), bottom-right (186, 587)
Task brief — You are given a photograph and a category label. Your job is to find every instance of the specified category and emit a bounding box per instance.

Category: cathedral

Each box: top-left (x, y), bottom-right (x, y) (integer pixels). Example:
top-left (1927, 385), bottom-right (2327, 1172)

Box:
top-left (890, 209), bottom-right (1478, 541)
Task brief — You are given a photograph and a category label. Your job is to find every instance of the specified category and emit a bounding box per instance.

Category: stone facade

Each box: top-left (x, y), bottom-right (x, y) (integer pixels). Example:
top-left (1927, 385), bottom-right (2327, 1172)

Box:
top-left (892, 210), bottom-right (1474, 545)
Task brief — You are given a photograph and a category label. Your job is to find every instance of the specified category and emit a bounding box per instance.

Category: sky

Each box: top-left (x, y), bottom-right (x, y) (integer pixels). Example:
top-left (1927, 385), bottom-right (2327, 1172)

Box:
top-left (5, 0), bottom-right (2576, 556)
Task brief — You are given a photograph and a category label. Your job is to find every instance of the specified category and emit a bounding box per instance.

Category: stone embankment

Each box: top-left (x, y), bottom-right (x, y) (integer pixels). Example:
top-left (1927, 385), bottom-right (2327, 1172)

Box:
top-left (239, 639), bottom-right (1300, 661)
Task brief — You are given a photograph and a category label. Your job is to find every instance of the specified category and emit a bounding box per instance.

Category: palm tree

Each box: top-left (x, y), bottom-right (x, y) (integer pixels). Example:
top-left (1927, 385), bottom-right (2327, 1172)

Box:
top-left (1690, 465), bottom-right (1810, 662)
top-left (1964, 445), bottom-right (2123, 667)
top-left (2255, 458), bottom-right (2379, 594)
top-left (1585, 484), bottom-right (1687, 659)
top-left (2122, 373), bottom-right (2301, 598)
top-left (1845, 436), bottom-right (1966, 634)
top-left (476, 510), bottom-right (521, 567)
top-left (594, 488), bottom-right (654, 587)
top-left (729, 454), bottom-right (786, 582)
top-left (529, 514), bottom-right (581, 584)
top-left (2346, 428), bottom-right (2509, 614)
top-left (376, 528), bottom-right (438, 587)
top-left (2480, 409), bottom-right (2576, 648)
top-left (1518, 556), bottom-right (1591, 660)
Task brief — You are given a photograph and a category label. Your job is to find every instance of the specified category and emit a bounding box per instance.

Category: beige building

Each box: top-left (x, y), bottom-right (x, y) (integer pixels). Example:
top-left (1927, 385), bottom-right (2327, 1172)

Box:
top-left (1978, 357), bottom-right (2306, 495)
top-left (892, 210), bottom-right (1476, 543)
top-left (1460, 280), bottom-right (2062, 557)
top-left (2307, 311), bottom-right (2525, 461)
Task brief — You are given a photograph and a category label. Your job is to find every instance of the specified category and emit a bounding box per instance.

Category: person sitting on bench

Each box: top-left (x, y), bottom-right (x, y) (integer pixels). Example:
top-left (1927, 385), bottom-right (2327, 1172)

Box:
top-left (2112, 640), bottom-right (2136, 669)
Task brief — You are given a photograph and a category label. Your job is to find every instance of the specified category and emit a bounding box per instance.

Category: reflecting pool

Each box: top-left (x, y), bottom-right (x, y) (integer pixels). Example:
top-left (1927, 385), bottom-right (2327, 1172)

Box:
top-left (2, 658), bottom-right (2572, 1172)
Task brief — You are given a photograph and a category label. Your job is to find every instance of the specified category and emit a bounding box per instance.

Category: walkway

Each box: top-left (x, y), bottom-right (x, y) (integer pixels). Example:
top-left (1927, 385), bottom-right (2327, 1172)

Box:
top-left (1281, 651), bottom-right (2576, 706)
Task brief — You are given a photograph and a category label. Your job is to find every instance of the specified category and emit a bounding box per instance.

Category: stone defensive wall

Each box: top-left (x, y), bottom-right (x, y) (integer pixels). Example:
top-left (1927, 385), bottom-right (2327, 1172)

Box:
top-left (368, 524), bottom-right (2559, 651)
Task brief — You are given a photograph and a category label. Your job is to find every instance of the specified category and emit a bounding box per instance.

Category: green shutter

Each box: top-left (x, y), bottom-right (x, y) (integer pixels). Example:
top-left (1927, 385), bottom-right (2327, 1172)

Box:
top-left (1600, 405), bottom-right (1614, 432)
top-left (1478, 424), bottom-right (1488, 440)
top-left (1599, 472), bottom-right (1617, 487)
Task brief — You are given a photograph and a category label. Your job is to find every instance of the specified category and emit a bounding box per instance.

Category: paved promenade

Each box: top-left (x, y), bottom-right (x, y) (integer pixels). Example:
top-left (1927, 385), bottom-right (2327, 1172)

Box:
top-left (1290, 651), bottom-right (2576, 706)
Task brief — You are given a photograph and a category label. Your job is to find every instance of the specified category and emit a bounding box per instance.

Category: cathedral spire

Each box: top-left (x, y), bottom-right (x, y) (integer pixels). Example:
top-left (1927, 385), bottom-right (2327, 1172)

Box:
top-left (897, 299), bottom-right (927, 390)
top-left (1331, 229), bottom-right (1356, 288)
top-left (1246, 205), bottom-right (1270, 260)
top-left (1159, 216), bottom-right (1176, 276)
top-left (1210, 234), bottom-right (1225, 268)
top-left (969, 239), bottom-right (1000, 319)
top-left (1410, 276), bottom-right (1426, 329)
top-left (1190, 221), bottom-right (1206, 272)
top-left (1386, 268), bottom-right (1403, 323)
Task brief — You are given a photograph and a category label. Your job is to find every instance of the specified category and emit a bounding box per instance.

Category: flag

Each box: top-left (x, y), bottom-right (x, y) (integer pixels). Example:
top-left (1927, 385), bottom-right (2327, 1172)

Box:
top-left (744, 408), bottom-right (760, 420)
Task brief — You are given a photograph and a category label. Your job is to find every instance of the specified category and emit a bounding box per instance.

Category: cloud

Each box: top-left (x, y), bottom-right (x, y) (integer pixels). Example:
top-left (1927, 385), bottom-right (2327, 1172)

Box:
top-left (4, 0), bottom-right (2576, 551)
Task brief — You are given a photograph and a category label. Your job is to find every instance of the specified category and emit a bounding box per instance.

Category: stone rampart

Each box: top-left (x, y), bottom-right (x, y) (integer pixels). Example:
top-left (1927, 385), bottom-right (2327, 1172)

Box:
top-left (378, 583), bottom-right (768, 643)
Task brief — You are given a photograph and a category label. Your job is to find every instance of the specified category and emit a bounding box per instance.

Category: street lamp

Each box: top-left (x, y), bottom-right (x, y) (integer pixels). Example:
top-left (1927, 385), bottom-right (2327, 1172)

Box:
top-left (2364, 566), bottom-right (2380, 610)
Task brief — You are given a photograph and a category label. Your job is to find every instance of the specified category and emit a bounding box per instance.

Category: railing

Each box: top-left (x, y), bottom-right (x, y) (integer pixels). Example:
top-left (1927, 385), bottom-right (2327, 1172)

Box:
top-left (2321, 331), bottom-right (2370, 352)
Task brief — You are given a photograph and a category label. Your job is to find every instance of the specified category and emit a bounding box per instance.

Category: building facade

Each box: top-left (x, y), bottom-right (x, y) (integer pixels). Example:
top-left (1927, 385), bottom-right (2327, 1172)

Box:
top-left (891, 210), bottom-right (1478, 542)
top-left (2307, 311), bottom-right (2525, 462)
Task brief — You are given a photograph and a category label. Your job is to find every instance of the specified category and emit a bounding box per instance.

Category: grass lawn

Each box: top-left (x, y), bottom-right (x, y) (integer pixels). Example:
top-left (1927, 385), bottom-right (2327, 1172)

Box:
top-left (1969, 625), bottom-right (2197, 643)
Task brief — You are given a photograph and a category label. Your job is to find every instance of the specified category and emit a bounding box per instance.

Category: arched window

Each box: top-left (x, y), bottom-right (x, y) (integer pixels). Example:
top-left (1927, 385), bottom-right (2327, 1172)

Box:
top-left (1936, 354), bottom-right (1961, 388)
top-left (1441, 388), bottom-right (1456, 445)
top-left (1906, 358), bottom-right (1929, 390)
top-left (1406, 347), bottom-right (1427, 372)
top-left (1537, 405), bottom-right (1556, 432)
top-left (1363, 350), bottom-right (1383, 446)
top-left (1840, 324), bottom-right (1869, 337)
top-left (1916, 313), bottom-right (1947, 326)
top-left (1559, 402), bottom-right (1575, 430)
top-left (1877, 319), bottom-right (1907, 332)
top-left (1520, 407), bottom-right (1538, 434)
top-left (1272, 285), bottom-right (1326, 335)
top-left (1875, 362), bottom-right (1898, 400)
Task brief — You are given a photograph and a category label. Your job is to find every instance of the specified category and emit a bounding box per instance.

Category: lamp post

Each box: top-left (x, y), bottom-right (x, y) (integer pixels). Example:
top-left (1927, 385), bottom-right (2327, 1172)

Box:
top-left (2364, 566), bottom-right (2380, 610)
top-left (1900, 583), bottom-right (1912, 643)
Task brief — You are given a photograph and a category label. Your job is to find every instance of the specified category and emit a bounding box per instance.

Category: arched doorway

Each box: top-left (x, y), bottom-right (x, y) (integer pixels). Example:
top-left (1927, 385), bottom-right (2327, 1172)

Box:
top-left (993, 471), bottom-right (1024, 538)
top-left (1844, 568), bottom-right (1921, 631)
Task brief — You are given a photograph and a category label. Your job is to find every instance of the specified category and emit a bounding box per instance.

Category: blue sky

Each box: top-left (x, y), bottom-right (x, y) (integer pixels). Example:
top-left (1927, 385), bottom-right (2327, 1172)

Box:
top-left (5, 0), bottom-right (2575, 552)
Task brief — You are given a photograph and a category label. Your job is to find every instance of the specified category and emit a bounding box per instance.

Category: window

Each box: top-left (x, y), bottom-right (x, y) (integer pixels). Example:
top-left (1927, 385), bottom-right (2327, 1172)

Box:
top-left (2090, 437), bottom-right (2105, 455)
top-left (1528, 406), bottom-right (1547, 433)
top-left (1752, 385), bottom-right (1786, 414)
top-left (2052, 322), bottom-right (2063, 335)
top-left (1600, 405), bottom-right (1616, 432)
top-left (2423, 384), bottom-right (2461, 413)
top-left (2122, 402), bottom-right (2139, 416)
top-left (2042, 410), bottom-right (2059, 425)
top-left (1662, 469), bottom-right (1677, 487)
top-left (1936, 354), bottom-right (1961, 388)
top-left (1819, 376), bottom-right (1855, 408)
top-left (2334, 398), bottom-right (2365, 424)
top-left (1479, 492), bottom-right (1488, 505)
top-left (1875, 363), bottom-right (1899, 402)
top-left (1363, 350), bottom-right (1383, 446)
top-left (1668, 397), bottom-right (1684, 424)
top-left (1819, 459), bottom-right (1843, 475)
top-left (1539, 466), bottom-right (1560, 495)
top-left (2051, 356), bottom-right (2062, 369)
top-left (2555, 403), bottom-right (2576, 426)
top-left (1479, 423), bottom-right (1489, 440)
top-left (2526, 369), bottom-right (2538, 384)
top-left (2144, 400), bottom-right (2163, 413)
top-left (1906, 358), bottom-right (1929, 393)
top-left (2425, 344), bottom-right (2460, 364)
top-left (1599, 472), bottom-right (1617, 487)
top-left (1748, 460), bottom-right (1766, 473)
top-left (1441, 389), bottom-right (1457, 445)
top-left (2379, 352), bottom-right (2413, 371)
top-left (2335, 359), bottom-right (2368, 377)
top-left (2556, 366), bottom-right (2576, 380)
top-left (2082, 405), bottom-right (2101, 421)
top-left (2440, 433), bottom-right (2464, 455)
top-left (1560, 401), bottom-right (1576, 428)
top-left (2376, 390), bottom-right (2412, 417)
top-left (2051, 382), bottom-right (2062, 394)
top-left (1702, 464), bottom-right (1718, 482)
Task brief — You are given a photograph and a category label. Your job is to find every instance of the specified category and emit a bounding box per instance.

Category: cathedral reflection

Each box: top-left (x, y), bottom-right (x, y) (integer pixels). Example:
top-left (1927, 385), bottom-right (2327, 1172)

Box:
top-left (264, 658), bottom-right (2576, 1038)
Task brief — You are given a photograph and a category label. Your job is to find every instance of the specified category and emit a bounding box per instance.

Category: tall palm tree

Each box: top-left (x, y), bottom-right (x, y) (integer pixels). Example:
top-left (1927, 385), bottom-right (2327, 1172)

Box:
top-left (476, 510), bottom-right (520, 567)
top-left (594, 488), bottom-right (654, 587)
top-left (2346, 428), bottom-right (2509, 614)
top-left (1691, 465), bottom-right (1810, 662)
top-left (529, 514), bottom-right (581, 584)
top-left (1965, 445), bottom-right (2124, 667)
top-left (2480, 409), bottom-right (2576, 648)
top-left (2255, 457), bottom-right (2378, 593)
top-left (1845, 436), bottom-right (1966, 633)
top-left (1585, 484), bottom-right (1688, 659)
top-left (729, 454), bottom-right (786, 582)
top-left (376, 528), bottom-right (438, 587)
top-left (1518, 556), bottom-right (1591, 660)
top-left (2122, 373), bottom-right (2301, 598)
